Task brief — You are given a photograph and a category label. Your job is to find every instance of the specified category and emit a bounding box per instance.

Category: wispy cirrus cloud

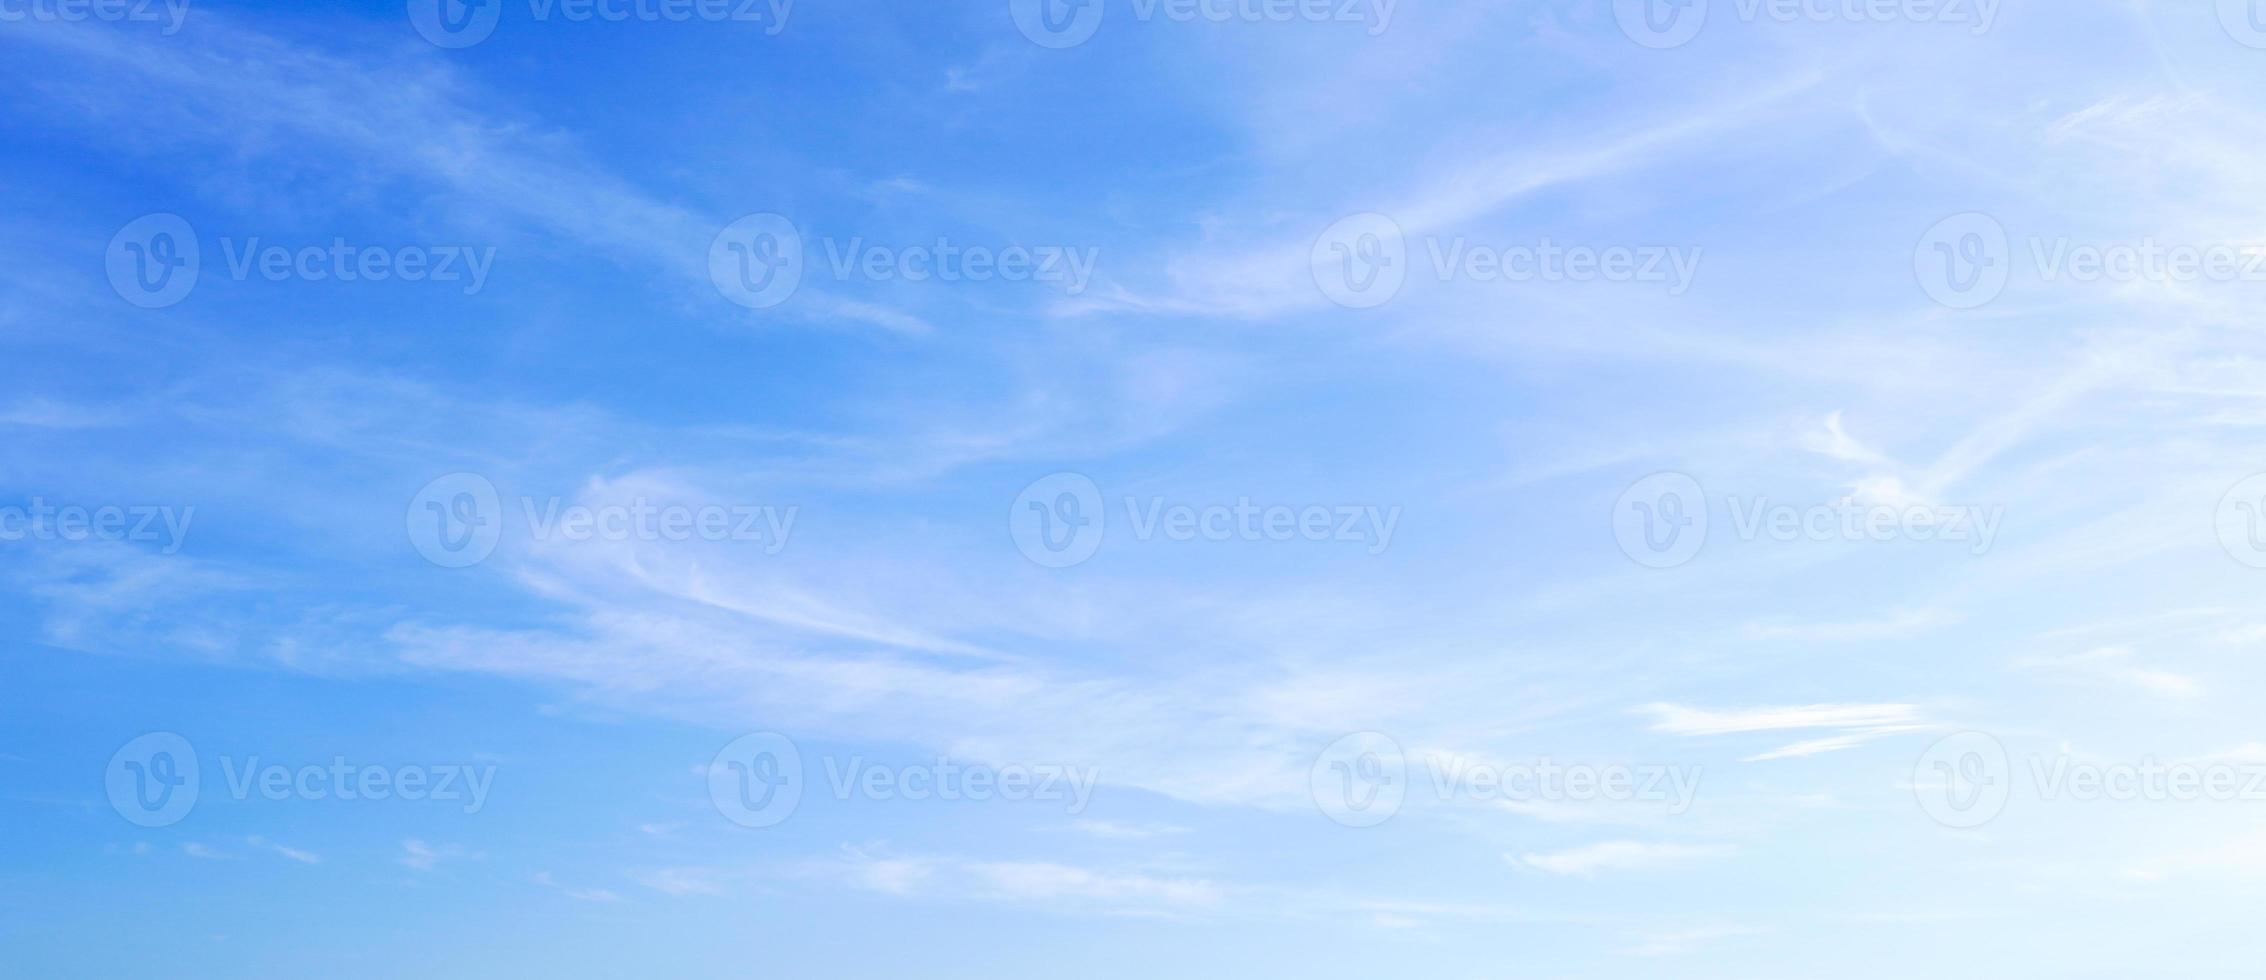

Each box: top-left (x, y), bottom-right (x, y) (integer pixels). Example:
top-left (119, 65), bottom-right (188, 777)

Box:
top-left (1509, 841), bottom-right (1733, 877)
top-left (1641, 702), bottom-right (1935, 762)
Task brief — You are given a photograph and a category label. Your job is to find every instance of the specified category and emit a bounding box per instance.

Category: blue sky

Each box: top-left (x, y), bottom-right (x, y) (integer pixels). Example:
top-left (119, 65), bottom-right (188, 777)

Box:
top-left (8, 0), bottom-right (2266, 976)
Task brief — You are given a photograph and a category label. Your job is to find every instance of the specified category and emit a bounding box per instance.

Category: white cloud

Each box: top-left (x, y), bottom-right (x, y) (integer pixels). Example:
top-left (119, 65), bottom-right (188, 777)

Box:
top-left (531, 872), bottom-right (620, 903)
top-left (246, 836), bottom-right (320, 864)
top-left (1641, 703), bottom-right (1922, 736)
top-left (629, 867), bottom-right (730, 897)
top-left (1068, 819), bottom-right (1192, 840)
top-left (1509, 841), bottom-right (1732, 876)
top-left (1641, 703), bottom-right (1936, 763)
top-left (2014, 646), bottom-right (2203, 700)
top-left (398, 840), bottom-right (474, 872)
top-left (1739, 609), bottom-right (1963, 642)
top-left (820, 847), bottom-right (1218, 915)
top-left (1625, 924), bottom-right (1767, 958)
